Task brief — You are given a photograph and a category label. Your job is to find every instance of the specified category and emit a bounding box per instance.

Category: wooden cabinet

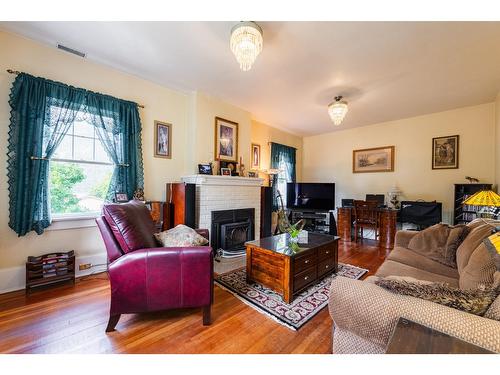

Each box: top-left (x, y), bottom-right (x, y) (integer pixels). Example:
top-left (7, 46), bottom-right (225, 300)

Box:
top-left (337, 207), bottom-right (398, 249)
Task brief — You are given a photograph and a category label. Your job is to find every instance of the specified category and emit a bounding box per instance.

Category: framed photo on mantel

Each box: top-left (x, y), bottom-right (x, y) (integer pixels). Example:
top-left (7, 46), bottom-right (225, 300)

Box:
top-left (353, 146), bottom-right (395, 173)
top-left (214, 117), bottom-right (238, 162)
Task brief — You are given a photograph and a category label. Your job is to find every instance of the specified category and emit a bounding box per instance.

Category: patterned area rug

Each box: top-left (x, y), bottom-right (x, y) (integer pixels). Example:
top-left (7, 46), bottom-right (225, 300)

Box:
top-left (215, 263), bottom-right (368, 330)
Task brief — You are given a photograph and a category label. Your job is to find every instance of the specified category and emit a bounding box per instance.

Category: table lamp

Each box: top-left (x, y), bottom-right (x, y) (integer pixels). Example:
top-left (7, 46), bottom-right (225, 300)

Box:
top-left (388, 184), bottom-right (402, 209)
top-left (463, 190), bottom-right (500, 219)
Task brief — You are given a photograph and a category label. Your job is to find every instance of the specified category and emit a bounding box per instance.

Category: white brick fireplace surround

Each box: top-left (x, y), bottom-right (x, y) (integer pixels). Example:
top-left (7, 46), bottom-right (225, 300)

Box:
top-left (180, 175), bottom-right (264, 240)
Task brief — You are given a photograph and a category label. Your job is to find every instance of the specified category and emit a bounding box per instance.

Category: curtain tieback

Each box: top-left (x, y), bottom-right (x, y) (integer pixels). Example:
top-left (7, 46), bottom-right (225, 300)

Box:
top-left (30, 156), bottom-right (49, 161)
top-left (117, 163), bottom-right (130, 167)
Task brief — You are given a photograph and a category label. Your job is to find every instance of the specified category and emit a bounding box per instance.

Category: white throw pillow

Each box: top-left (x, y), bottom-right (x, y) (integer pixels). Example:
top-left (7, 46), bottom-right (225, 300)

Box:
top-left (154, 224), bottom-right (209, 247)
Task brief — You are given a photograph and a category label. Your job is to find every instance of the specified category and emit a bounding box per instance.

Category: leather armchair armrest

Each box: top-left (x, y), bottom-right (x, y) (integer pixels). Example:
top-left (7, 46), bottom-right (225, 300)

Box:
top-left (394, 230), bottom-right (418, 248)
top-left (109, 246), bottom-right (213, 314)
top-left (328, 276), bottom-right (500, 353)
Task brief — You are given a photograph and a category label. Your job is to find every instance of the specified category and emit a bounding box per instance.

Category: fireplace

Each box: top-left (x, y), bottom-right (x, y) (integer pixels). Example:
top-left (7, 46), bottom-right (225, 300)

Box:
top-left (211, 208), bottom-right (255, 257)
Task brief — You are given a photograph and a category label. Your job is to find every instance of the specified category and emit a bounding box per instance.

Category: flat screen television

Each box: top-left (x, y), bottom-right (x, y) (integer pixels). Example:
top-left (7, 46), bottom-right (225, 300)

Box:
top-left (286, 183), bottom-right (335, 210)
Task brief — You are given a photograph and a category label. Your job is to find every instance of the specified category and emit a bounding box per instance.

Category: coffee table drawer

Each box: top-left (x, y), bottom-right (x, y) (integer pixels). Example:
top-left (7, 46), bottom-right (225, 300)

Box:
top-left (318, 244), bottom-right (335, 261)
top-left (294, 252), bottom-right (317, 274)
top-left (293, 266), bottom-right (317, 292)
top-left (318, 257), bottom-right (335, 277)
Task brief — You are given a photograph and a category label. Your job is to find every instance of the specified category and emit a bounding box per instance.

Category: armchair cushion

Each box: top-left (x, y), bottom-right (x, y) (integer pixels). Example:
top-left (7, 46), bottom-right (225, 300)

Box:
top-left (103, 201), bottom-right (157, 254)
top-left (154, 224), bottom-right (209, 247)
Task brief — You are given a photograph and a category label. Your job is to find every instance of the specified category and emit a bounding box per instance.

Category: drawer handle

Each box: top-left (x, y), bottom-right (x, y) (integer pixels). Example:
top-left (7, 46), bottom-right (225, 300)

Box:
top-left (325, 251), bottom-right (329, 254)
top-left (304, 260), bottom-right (310, 264)
top-left (325, 265), bottom-right (329, 269)
top-left (304, 276), bottom-right (309, 280)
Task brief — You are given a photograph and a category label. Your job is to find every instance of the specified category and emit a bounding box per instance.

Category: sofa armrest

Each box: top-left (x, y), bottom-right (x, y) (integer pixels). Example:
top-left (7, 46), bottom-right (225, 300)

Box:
top-left (394, 230), bottom-right (418, 248)
top-left (109, 246), bottom-right (213, 314)
top-left (328, 276), bottom-right (500, 353)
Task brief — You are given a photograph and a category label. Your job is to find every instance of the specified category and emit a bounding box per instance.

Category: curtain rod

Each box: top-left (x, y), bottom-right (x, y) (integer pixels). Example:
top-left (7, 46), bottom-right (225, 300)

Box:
top-left (267, 141), bottom-right (297, 149)
top-left (6, 69), bottom-right (145, 109)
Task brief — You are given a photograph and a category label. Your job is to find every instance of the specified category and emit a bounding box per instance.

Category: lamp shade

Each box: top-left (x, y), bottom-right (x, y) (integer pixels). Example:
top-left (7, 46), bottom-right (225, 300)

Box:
top-left (463, 190), bottom-right (500, 207)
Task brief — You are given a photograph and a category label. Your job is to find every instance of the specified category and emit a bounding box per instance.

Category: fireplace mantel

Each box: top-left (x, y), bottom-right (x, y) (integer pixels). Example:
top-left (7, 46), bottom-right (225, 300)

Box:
top-left (180, 175), bottom-right (263, 245)
top-left (181, 175), bottom-right (264, 187)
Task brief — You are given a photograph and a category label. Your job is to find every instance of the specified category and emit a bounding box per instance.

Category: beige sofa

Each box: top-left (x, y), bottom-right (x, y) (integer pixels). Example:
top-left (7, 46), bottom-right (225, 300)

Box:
top-left (328, 218), bottom-right (500, 354)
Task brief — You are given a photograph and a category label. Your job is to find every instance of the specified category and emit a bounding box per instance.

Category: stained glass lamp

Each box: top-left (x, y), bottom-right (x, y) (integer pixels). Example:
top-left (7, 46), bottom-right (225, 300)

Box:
top-left (463, 190), bottom-right (500, 219)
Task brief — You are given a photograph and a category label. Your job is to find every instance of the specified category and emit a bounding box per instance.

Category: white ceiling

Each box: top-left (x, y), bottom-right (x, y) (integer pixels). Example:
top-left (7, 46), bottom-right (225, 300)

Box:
top-left (3, 21), bottom-right (500, 136)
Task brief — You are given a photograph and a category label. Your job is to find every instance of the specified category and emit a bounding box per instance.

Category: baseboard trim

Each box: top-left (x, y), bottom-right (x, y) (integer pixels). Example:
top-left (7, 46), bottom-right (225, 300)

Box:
top-left (0, 253), bottom-right (108, 295)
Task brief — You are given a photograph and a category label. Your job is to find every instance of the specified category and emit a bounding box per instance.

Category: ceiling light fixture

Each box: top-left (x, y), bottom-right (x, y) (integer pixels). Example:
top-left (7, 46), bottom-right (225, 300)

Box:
top-left (328, 96), bottom-right (349, 126)
top-left (230, 21), bottom-right (263, 71)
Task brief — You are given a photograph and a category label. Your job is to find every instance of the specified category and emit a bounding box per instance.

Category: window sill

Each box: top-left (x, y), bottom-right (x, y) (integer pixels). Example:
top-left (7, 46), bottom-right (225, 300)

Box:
top-left (47, 213), bottom-right (100, 231)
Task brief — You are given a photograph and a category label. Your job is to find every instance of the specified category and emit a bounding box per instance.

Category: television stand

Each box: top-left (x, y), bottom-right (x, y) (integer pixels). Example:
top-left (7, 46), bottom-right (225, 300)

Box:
top-left (290, 209), bottom-right (337, 236)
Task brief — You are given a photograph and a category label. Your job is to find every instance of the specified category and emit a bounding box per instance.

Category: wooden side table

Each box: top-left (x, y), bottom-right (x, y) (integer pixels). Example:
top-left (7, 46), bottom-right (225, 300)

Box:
top-left (386, 318), bottom-right (493, 354)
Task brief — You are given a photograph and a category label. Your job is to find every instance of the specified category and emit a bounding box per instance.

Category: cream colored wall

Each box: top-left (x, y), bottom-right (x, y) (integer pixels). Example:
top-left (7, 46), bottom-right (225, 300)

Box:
top-left (191, 92), bottom-right (252, 173)
top-left (0, 30), bottom-right (190, 272)
top-left (302, 103), bottom-right (496, 224)
top-left (251, 120), bottom-right (303, 185)
top-left (0, 31), bottom-right (303, 283)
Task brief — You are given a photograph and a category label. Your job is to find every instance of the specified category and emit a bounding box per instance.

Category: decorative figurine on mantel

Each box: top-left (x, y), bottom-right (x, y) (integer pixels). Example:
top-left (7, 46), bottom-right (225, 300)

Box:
top-left (239, 156), bottom-right (246, 177)
top-left (133, 188), bottom-right (145, 202)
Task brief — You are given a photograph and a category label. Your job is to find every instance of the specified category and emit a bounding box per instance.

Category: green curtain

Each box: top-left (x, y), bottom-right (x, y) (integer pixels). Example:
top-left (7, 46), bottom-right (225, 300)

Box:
top-left (270, 142), bottom-right (297, 210)
top-left (87, 93), bottom-right (144, 202)
top-left (7, 73), bottom-right (144, 236)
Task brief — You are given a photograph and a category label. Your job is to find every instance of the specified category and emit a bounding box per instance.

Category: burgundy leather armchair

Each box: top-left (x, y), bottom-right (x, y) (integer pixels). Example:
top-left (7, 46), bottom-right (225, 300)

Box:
top-left (96, 201), bottom-right (213, 332)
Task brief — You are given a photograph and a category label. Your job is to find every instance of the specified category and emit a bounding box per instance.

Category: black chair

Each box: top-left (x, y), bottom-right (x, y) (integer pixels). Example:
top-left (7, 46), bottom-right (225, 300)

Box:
top-left (366, 194), bottom-right (385, 207)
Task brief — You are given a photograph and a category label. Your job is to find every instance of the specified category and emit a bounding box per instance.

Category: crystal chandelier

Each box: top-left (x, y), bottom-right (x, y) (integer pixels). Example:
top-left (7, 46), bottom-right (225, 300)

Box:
top-left (230, 21), bottom-right (263, 71)
top-left (328, 96), bottom-right (349, 126)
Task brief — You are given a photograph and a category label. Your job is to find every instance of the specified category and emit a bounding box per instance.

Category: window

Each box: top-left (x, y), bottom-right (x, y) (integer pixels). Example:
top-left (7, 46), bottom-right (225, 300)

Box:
top-left (275, 159), bottom-right (289, 209)
top-left (50, 111), bottom-right (114, 218)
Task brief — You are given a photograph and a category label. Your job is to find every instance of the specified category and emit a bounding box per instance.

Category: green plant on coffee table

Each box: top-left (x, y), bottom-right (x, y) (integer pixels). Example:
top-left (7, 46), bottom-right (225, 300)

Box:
top-left (287, 219), bottom-right (305, 239)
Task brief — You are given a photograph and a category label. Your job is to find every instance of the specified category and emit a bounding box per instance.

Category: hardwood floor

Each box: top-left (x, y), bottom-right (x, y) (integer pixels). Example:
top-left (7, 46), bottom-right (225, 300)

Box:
top-left (0, 240), bottom-right (389, 354)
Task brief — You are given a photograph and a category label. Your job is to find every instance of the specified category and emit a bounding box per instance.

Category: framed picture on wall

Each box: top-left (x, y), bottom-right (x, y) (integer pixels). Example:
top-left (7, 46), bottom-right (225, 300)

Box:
top-left (154, 121), bottom-right (172, 159)
top-left (353, 146), bottom-right (395, 173)
top-left (214, 117), bottom-right (238, 162)
top-left (251, 143), bottom-right (261, 169)
top-left (432, 135), bottom-right (459, 169)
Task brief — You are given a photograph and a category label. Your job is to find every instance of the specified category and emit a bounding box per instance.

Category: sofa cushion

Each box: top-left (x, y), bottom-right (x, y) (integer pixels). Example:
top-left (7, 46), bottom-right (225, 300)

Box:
top-left (457, 221), bottom-right (496, 273)
top-left (375, 277), bottom-right (499, 316)
top-left (388, 247), bottom-right (459, 279)
top-left (375, 260), bottom-right (459, 287)
top-left (459, 243), bottom-right (498, 290)
top-left (154, 224), bottom-right (209, 247)
top-left (406, 224), bottom-right (469, 268)
top-left (484, 276), bottom-right (500, 321)
top-left (103, 201), bottom-right (157, 254)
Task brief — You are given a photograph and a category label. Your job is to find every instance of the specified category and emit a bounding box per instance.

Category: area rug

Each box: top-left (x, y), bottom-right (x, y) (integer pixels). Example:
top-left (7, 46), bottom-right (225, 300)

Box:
top-left (214, 263), bottom-right (368, 330)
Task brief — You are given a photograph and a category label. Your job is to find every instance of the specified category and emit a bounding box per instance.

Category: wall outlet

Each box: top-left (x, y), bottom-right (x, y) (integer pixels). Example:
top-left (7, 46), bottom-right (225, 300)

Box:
top-left (79, 263), bottom-right (92, 271)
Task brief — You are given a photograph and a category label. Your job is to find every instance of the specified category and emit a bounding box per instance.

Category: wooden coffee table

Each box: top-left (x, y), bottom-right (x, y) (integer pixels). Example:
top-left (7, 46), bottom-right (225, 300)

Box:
top-left (245, 233), bottom-right (339, 303)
